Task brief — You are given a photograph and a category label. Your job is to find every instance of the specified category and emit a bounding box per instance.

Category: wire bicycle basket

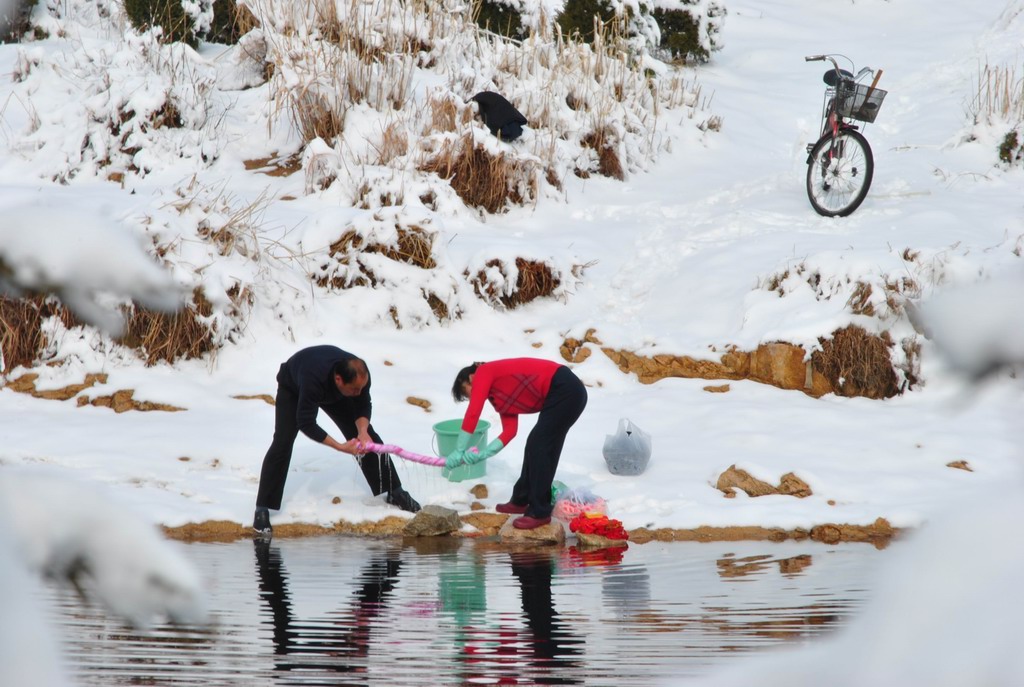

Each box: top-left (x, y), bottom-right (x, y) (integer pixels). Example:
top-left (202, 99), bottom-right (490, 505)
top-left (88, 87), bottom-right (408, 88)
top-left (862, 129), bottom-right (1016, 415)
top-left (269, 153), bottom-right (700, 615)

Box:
top-left (833, 80), bottom-right (887, 123)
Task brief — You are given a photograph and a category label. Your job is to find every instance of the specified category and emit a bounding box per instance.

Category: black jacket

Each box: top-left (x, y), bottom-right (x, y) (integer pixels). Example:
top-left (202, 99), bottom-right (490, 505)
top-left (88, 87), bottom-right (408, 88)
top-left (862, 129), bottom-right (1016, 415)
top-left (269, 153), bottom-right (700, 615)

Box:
top-left (471, 91), bottom-right (528, 141)
top-left (278, 345), bottom-right (371, 442)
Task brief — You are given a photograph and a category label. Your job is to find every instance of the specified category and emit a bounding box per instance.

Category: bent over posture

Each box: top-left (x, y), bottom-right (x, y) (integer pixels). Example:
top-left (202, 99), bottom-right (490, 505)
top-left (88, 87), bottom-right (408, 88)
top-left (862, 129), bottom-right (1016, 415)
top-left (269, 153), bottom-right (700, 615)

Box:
top-left (254, 345), bottom-right (420, 536)
top-left (449, 358), bottom-right (587, 529)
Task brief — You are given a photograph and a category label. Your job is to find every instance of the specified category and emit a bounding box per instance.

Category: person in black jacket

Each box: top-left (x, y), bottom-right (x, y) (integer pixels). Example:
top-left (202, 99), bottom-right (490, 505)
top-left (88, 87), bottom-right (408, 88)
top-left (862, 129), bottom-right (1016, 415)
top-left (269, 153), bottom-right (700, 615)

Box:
top-left (253, 345), bottom-right (420, 536)
top-left (471, 91), bottom-right (528, 141)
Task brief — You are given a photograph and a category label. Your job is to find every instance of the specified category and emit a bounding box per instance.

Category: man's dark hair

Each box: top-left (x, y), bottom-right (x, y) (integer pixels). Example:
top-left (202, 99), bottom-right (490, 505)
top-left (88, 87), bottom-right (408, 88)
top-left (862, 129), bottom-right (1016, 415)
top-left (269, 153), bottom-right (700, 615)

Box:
top-left (334, 357), bottom-right (368, 384)
top-left (452, 362), bottom-right (483, 402)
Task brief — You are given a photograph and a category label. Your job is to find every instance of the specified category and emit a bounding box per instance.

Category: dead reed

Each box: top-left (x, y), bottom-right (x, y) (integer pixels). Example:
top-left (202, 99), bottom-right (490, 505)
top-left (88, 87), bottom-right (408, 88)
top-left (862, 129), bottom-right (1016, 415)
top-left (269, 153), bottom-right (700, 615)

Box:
top-left (969, 62), bottom-right (1024, 123)
top-left (316, 224), bottom-right (438, 290)
top-left (582, 127), bottom-right (624, 180)
top-left (0, 295), bottom-right (79, 374)
top-left (811, 325), bottom-right (901, 399)
top-left (117, 288), bottom-right (216, 366)
top-left (419, 134), bottom-right (537, 213)
top-left (468, 257), bottom-right (562, 309)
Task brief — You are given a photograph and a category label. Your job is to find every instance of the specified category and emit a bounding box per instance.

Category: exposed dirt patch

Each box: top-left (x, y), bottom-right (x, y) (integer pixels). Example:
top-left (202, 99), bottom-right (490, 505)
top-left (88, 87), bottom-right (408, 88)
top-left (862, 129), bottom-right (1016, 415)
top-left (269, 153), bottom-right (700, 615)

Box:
top-left (716, 465), bottom-right (812, 498)
top-left (233, 394), bottom-right (276, 405)
top-left (78, 389), bottom-right (185, 413)
top-left (243, 153), bottom-right (302, 177)
top-left (629, 518), bottom-right (897, 548)
top-left (163, 515), bottom-right (899, 546)
top-left (406, 396), bottom-right (431, 412)
top-left (560, 328), bottom-right (601, 364)
top-left (7, 372), bottom-right (107, 400)
top-left (7, 373), bottom-right (183, 412)
top-left (595, 325), bottom-right (904, 400)
top-left (163, 516), bottom-right (413, 541)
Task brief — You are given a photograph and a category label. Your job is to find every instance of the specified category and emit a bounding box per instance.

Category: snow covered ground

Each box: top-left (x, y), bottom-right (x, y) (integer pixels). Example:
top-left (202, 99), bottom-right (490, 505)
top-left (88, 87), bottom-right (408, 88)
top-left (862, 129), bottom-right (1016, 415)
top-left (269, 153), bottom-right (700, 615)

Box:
top-left (2, 0), bottom-right (1024, 682)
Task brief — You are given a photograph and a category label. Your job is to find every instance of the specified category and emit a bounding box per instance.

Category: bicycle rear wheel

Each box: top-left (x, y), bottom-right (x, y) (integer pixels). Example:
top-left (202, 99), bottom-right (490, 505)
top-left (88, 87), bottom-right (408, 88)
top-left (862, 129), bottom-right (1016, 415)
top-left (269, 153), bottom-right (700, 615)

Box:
top-left (806, 129), bottom-right (874, 217)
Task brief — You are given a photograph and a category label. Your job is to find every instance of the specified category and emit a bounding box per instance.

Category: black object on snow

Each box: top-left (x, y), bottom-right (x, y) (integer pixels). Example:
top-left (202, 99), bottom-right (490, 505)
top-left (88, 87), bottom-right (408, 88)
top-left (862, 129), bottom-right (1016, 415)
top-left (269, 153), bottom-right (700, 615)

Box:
top-left (471, 91), bottom-right (528, 141)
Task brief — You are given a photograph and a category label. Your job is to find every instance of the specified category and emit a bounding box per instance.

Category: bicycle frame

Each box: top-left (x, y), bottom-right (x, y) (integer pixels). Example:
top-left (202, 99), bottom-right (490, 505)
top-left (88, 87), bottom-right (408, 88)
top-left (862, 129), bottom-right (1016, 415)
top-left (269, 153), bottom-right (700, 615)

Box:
top-left (805, 55), bottom-right (866, 162)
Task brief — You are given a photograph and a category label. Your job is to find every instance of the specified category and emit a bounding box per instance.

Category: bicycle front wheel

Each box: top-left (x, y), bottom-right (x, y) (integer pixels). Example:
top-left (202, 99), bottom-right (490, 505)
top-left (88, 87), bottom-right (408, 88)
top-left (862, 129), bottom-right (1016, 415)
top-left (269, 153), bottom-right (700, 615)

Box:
top-left (805, 129), bottom-right (874, 217)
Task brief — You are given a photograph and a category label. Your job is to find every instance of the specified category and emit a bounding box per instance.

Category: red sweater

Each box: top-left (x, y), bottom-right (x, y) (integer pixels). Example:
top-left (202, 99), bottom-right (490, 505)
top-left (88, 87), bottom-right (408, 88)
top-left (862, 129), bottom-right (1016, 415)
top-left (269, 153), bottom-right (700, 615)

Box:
top-left (461, 358), bottom-right (561, 445)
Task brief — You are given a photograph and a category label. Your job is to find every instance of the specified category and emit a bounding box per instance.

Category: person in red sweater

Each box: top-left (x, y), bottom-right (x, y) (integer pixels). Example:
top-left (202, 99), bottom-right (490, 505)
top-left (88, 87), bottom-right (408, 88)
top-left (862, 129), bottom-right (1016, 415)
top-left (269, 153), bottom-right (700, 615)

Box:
top-left (448, 358), bottom-right (588, 529)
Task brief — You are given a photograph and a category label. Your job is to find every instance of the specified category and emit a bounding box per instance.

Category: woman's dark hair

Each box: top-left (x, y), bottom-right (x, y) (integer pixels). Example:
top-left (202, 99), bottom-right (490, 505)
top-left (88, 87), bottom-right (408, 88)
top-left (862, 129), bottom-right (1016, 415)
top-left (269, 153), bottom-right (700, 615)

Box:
top-left (452, 363), bottom-right (483, 402)
top-left (334, 357), bottom-right (368, 384)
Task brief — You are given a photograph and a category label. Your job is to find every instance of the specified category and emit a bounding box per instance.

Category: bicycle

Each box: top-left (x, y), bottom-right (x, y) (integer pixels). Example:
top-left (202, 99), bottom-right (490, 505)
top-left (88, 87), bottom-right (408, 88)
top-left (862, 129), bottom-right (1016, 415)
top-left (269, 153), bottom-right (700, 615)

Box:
top-left (804, 54), bottom-right (887, 217)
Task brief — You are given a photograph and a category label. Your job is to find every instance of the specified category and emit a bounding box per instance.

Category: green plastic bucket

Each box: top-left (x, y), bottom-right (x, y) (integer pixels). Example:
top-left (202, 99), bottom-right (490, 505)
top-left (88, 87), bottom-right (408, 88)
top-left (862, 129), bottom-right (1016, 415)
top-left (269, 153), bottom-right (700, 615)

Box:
top-left (433, 418), bottom-right (490, 482)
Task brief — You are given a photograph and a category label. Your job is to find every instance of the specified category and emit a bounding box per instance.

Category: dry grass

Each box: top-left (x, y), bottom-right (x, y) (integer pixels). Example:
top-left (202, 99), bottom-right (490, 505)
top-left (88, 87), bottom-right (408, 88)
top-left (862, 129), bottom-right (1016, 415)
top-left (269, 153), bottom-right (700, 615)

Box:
top-left (117, 288), bottom-right (217, 366)
top-left (316, 224), bottom-right (438, 290)
top-left (0, 295), bottom-right (79, 373)
top-left (581, 127), bottom-right (624, 180)
top-left (371, 121), bottom-right (410, 166)
top-left (968, 62), bottom-right (1024, 123)
top-left (423, 290), bottom-right (459, 321)
top-left (468, 257), bottom-right (564, 309)
top-left (289, 89), bottom-right (347, 144)
top-left (2, 287), bottom-right (248, 372)
top-left (846, 281), bottom-right (875, 316)
top-left (420, 134), bottom-right (537, 213)
top-left (424, 93), bottom-right (465, 135)
top-left (811, 325), bottom-right (901, 399)
top-left (354, 180), bottom-right (404, 209)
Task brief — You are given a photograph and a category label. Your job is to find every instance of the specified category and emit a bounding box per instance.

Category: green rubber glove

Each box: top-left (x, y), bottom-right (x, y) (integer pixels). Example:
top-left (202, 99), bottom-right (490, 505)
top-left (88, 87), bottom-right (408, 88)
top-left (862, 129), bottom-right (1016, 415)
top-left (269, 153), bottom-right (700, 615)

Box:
top-left (445, 431), bottom-right (475, 468)
top-left (445, 451), bottom-right (468, 469)
top-left (465, 438), bottom-right (503, 465)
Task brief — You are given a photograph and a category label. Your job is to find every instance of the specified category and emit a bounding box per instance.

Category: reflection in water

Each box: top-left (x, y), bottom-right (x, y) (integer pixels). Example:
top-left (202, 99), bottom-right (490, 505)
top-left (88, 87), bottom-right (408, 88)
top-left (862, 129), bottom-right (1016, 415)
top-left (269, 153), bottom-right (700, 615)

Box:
top-left (716, 553), bottom-right (814, 578)
top-left (40, 539), bottom-right (888, 686)
top-left (447, 549), bottom-right (585, 686)
top-left (254, 539), bottom-right (402, 683)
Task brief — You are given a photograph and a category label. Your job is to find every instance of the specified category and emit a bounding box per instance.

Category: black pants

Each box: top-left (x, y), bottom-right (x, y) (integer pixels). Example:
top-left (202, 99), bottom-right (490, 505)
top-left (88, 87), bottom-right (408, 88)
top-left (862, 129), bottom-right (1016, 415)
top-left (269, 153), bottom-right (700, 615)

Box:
top-left (255, 370), bottom-right (403, 510)
top-left (509, 366), bottom-right (588, 519)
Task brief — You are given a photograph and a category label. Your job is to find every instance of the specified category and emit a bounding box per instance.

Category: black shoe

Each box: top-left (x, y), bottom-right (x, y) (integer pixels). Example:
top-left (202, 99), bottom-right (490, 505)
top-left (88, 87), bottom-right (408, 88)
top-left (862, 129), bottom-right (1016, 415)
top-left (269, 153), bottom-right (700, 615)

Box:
top-left (386, 489), bottom-right (421, 513)
top-left (253, 508), bottom-right (273, 538)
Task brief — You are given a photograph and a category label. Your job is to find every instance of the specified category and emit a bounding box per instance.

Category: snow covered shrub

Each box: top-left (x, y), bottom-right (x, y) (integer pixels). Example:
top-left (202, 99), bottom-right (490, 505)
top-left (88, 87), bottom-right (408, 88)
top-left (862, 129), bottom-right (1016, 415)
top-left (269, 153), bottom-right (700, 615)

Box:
top-left (581, 126), bottom-right (624, 179)
top-left (651, 0), bottom-right (725, 64)
top-left (123, 0), bottom-right (200, 46)
top-left (0, 0), bottom-right (39, 42)
top-left (117, 287), bottom-right (242, 365)
top-left (419, 133), bottom-right (539, 213)
top-left (998, 129), bottom-right (1022, 165)
top-left (314, 222), bottom-right (438, 290)
top-left (473, 0), bottom-right (524, 37)
top-left (0, 295), bottom-right (78, 374)
top-left (967, 62), bottom-right (1024, 165)
top-left (311, 215), bottom-right (461, 325)
top-left (555, 0), bottom-right (723, 61)
top-left (468, 257), bottom-right (583, 309)
top-left (556, 0), bottom-right (626, 44)
top-left (811, 326), bottom-right (902, 399)
top-left (206, 0), bottom-right (254, 44)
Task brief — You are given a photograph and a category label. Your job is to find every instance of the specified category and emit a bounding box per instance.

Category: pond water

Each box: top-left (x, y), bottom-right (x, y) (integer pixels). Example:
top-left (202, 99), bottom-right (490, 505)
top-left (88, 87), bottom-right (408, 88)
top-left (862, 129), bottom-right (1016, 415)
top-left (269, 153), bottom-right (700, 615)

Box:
top-left (40, 536), bottom-right (891, 686)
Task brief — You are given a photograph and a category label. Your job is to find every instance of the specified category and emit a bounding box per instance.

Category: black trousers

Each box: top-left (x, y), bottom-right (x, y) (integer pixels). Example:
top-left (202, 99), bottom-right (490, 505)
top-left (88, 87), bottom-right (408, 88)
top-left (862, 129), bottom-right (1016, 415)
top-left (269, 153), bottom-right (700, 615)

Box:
top-left (255, 372), bottom-right (403, 510)
top-left (509, 366), bottom-right (588, 519)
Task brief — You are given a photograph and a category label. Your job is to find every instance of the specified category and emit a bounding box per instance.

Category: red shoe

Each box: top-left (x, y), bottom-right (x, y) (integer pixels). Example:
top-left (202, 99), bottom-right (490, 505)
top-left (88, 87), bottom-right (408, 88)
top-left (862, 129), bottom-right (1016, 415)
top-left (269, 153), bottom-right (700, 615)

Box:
top-left (496, 502), bottom-right (528, 515)
top-left (513, 515), bottom-right (551, 530)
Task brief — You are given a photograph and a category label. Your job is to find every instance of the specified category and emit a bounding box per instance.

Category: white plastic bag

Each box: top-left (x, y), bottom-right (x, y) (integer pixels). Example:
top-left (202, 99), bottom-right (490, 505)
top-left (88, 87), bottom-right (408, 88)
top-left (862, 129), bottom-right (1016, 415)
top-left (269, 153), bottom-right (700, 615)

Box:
top-left (602, 418), bottom-right (652, 476)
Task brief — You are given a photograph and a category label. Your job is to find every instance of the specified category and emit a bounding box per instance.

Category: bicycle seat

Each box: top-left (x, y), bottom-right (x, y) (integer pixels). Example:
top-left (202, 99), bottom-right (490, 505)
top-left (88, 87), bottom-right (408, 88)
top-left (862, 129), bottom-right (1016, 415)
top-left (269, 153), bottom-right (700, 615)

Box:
top-left (823, 69), bottom-right (854, 86)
